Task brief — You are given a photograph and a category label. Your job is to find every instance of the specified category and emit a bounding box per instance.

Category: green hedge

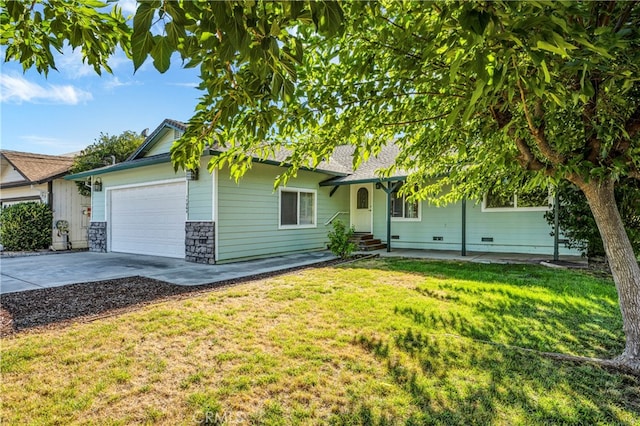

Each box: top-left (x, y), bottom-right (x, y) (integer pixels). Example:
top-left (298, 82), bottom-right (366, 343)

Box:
top-left (0, 202), bottom-right (53, 251)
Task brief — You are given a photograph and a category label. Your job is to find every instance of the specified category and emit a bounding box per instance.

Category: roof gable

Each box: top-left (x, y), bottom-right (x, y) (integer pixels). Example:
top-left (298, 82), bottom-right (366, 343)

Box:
top-left (129, 119), bottom-right (186, 160)
top-left (0, 150), bottom-right (74, 185)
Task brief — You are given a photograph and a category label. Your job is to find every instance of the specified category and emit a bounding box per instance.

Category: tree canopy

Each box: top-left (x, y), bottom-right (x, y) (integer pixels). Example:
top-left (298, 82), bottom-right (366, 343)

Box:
top-left (70, 131), bottom-right (143, 196)
top-left (2, 0), bottom-right (639, 371)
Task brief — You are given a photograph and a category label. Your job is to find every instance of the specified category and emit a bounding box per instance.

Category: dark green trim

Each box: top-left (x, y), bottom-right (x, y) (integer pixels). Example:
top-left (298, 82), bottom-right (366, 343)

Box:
top-left (377, 181), bottom-right (402, 253)
top-left (553, 191), bottom-right (560, 261)
top-left (205, 149), bottom-right (348, 177)
top-left (66, 149), bottom-right (349, 181)
top-left (461, 198), bottom-right (467, 256)
top-left (128, 120), bottom-right (185, 160)
top-left (319, 175), bottom-right (406, 187)
top-left (64, 154), bottom-right (172, 180)
top-left (329, 186), bottom-right (340, 197)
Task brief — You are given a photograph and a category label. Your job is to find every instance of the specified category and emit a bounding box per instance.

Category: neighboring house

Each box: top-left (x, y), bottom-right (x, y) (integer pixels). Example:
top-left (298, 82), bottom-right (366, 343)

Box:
top-left (0, 150), bottom-right (91, 250)
top-left (66, 118), bottom-right (577, 264)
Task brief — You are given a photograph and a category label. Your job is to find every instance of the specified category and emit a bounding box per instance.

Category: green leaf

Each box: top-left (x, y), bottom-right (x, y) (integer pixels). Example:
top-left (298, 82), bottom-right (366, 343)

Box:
top-left (150, 36), bottom-right (171, 73)
top-left (536, 40), bottom-right (568, 57)
top-left (131, 30), bottom-right (154, 71)
top-left (463, 80), bottom-right (486, 122)
top-left (540, 60), bottom-right (551, 83)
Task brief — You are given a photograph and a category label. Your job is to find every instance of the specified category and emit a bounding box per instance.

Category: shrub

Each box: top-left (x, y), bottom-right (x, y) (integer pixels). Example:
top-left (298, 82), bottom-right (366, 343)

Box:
top-left (545, 180), bottom-right (640, 258)
top-left (0, 202), bottom-right (53, 251)
top-left (328, 219), bottom-right (357, 259)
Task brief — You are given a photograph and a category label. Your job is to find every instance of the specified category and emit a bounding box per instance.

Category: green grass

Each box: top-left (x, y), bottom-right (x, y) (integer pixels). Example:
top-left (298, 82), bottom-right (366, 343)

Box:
top-left (1, 259), bottom-right (638, 425)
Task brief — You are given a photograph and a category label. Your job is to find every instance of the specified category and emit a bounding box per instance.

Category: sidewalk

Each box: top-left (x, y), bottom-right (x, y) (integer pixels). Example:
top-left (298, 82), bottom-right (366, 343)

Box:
top-left (359, 248), bottom-right (588, 267)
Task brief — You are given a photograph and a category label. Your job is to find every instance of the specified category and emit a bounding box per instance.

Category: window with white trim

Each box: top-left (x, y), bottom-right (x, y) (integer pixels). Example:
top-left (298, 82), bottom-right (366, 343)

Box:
top-left (483, 189), bottom-right (550, 212)
top-left (279, 188), bottom-right (316, 228)
top-left (391, 185), bottom-right (420, 220)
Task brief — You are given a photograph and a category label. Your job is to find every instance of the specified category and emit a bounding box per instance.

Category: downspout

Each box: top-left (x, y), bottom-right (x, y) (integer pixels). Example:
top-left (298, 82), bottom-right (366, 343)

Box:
top-left (461, 198), bottom-right (467, 256)
top-left (47, 181), bottom-right (53, 207)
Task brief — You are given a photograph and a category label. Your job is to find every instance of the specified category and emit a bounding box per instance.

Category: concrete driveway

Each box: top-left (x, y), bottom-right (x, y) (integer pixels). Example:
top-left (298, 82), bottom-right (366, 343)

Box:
top-left (0, 251), bottom-right (337, 294)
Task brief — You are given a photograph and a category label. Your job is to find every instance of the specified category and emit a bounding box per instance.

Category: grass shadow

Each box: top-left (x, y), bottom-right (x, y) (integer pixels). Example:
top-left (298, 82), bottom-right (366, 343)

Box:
top-left (341, 258), bottom-right (624, 358)
top-left (353, 332), bottom-right (640, 425)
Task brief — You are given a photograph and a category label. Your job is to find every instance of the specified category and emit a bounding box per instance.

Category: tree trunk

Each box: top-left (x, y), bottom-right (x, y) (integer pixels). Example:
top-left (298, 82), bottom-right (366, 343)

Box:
top-left (580, 178), bottom-right (640, 372)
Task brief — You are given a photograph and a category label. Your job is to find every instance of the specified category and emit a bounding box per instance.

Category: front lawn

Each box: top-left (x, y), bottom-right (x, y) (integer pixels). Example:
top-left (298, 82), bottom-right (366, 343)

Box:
top-left (1, 259), bottom-right (638, 424)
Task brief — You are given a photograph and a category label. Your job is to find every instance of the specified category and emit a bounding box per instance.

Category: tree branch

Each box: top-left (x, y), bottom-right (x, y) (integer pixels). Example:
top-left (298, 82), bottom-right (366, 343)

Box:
top-left (380, 15), bottom-right (429, 43)
top-left (625, 103), bottom-right (640, 140)
top-left (613, 103), bottom-right (640, 155)
top-left (515, 75), bottom-right (565, 165)
top-left (614, 0), bottom-right (639, 33)
top-left (362, 37), bottom-right (422, 61)
top-left (382, 112), bottom-right (450, 126)
top-left (514, 136), bottom-right (547, 171)
top-left (583, 75), bottom-right (600, 164)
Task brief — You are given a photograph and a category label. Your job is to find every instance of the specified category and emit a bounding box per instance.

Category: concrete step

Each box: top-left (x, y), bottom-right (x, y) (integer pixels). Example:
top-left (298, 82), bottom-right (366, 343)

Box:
top-left (359, 243), bottom-right (387, 251)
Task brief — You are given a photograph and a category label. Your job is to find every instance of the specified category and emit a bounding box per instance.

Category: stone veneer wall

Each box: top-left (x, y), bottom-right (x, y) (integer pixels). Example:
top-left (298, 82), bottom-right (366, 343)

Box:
top-left (185, 221), bottom-right (215, 264)
top-left (88, 222), bottom-right (107, 253)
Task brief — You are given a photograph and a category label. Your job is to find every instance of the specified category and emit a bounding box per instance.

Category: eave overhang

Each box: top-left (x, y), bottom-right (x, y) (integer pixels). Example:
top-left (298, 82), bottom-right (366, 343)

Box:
top-left (318, 175), bottom-right (407, 187)
top-left (64, 153), bottom-right (172, 181)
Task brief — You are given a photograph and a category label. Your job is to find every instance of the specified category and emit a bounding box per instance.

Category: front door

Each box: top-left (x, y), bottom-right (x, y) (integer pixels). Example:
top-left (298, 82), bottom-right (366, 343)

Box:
top-left (351, 184), bottom-right (372, 233)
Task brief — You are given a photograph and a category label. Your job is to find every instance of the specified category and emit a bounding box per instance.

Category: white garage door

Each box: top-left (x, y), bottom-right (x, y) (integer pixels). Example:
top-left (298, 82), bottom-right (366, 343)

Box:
top-left (110, 181), bottom-right (186, 258)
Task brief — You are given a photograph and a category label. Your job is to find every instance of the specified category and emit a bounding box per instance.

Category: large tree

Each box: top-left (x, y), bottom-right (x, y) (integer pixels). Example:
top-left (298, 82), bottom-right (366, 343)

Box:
top-left (70, 131), bottom-right (144, 196)
top-left (3, 1), bottom-right (639, 372)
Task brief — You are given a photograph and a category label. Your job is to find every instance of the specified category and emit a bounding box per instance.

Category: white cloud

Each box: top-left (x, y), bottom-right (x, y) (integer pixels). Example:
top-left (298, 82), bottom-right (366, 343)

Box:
top-left (18, 135), bottom-right (87, 153)
top-left (118, 0), bottom-right (138, 16)
top-left (57, 47), bottom-right (97, 78)
top-left (167, 82), bottom-right (199, 88)
top-left (0, 72), bottom-right (92, 105)
top-left (107, 48), bottom-right (132, 71)
top-left (103, 76), bottom-right (130, 90)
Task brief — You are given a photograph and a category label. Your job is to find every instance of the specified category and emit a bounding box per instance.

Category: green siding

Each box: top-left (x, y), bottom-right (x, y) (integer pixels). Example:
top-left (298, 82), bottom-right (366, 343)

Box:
top-left (372, 188), bottom-right (463, 251)
top-left (217, 163), bottom-right (350, 262)
top-left (187, 157), bottom-right (213, 221)
top-left (146, 130), bottom-right (178, 157)
top-left (90, 163), bottom-right (184, 222)
top-left (371, 190), bottom-right (579, 255)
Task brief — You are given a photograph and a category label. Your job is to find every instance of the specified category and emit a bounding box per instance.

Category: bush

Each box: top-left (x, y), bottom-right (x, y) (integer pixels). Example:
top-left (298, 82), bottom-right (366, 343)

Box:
top-left (328, 219), bottom-right (357, 259)
top-left (545, 180), bottom-right (640, 258)
top-left (0, 202), bottom-right (53, 251)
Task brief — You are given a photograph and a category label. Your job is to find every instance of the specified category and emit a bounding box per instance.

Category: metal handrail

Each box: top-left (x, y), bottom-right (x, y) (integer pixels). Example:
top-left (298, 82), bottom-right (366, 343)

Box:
top-left (324, 211), bottom-right (348, 226)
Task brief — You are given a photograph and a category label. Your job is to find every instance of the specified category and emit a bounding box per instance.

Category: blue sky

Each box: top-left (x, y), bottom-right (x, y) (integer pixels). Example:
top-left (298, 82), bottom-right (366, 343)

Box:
top-left (1, 1), bottom-right (203, 156)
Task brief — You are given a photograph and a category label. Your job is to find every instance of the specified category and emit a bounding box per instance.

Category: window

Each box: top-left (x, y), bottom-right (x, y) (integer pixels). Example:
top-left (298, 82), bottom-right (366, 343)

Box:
top-left (391, 185), bottom-right (420, 221)
top-left (356, 187), bottom-right (369, 209)
top-left (483, 189), bottom-right (550, 212)
top-left (279, 188), bottom-right (316, 228)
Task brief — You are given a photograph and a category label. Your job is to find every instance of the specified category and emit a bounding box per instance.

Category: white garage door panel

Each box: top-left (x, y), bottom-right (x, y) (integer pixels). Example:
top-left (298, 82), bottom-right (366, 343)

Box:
top-left (110, 182), bottom-right (186, 258)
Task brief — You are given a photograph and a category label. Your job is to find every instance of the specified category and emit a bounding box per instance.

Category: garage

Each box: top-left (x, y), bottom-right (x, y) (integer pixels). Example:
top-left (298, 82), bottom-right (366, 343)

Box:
top-left (109, 181), bottom-right (186, 258)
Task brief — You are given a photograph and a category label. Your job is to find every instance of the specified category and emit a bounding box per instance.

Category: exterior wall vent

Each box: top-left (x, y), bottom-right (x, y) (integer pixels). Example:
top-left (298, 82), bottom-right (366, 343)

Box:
top-left (391, 235), bottom-right (400, 240)
top-left (481, 237), bottom-right (494, 242)
top-left (432, 236), bottom-right (443, 241)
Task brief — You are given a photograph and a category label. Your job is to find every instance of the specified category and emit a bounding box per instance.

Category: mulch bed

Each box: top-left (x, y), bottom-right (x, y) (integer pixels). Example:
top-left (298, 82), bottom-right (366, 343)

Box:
top-left (0, 255), bottom-right (371, 337)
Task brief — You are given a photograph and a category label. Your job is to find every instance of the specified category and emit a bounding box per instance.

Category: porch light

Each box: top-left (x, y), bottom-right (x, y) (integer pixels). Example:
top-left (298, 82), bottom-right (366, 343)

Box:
top-left (186, 168), bottom-right (199, 181)
top-left (93, 177), bottom-right (103, 192)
